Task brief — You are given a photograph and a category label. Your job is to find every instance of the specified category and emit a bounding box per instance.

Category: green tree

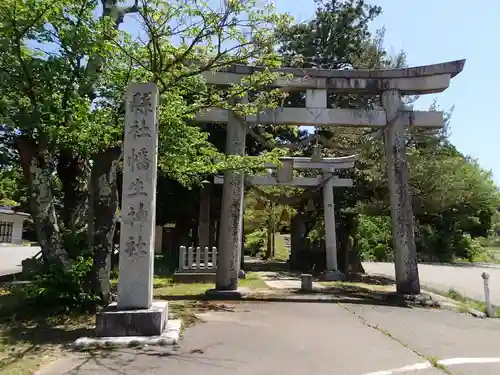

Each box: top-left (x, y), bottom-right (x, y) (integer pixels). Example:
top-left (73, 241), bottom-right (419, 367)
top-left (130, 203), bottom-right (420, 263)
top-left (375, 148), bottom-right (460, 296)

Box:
top-left (0, 0), bottom-right (292, 304)
top-left (244, 187), bottom-right (295, 259)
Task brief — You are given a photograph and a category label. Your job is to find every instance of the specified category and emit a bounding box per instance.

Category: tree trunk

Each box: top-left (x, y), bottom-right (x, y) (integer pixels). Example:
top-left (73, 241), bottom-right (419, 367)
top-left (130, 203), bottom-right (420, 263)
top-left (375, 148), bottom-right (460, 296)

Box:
top-left (348, 215), bottom-right (365, 274)
top-left (290, 211), bottom-right (308, 270)
top-left (87, 147), bottom-right (122, 305)
top-left (57, 149), bottom-right (90, 232)
top-left (17, 136), bottom-right (70, 269)
top-left (349, 236), bottom-right (365, 274)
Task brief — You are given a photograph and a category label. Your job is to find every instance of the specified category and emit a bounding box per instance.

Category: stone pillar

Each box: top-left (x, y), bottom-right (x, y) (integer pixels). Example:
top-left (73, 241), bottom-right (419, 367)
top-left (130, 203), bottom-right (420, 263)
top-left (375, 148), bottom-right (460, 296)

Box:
top-left (198, 181), bottom-right (211, 248)
top-left (96, 83), bottom-right (168, 338)
top-left (322, 172), bottom-right (343, 280)
top-left (381, 89), bottom-right (420, 295)
top-left (215, 99), bottom-right (246, 291)
top-left (117, 84), bottom-right (159, 309)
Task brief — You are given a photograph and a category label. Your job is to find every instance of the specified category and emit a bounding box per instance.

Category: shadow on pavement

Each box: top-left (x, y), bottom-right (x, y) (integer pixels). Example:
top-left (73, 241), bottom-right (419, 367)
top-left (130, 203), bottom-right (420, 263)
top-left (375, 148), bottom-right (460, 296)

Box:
top-left (64, 345), bottom-right (242, 375)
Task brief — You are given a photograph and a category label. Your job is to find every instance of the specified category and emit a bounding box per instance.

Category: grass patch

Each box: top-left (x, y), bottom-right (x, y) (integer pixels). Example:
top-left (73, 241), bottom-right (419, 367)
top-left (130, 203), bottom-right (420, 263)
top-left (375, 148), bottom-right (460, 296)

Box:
top-left (484, 246), bottom-right (500, 263)
top-left (154, 281), bottom-right (211, 298)
top-left (153, 272), bottom-right (267, 299)
top-left (427, 356), bottom-right (453, 375)
top-left (446, 288), bottom-right (499, 317)
top-left (273, 234), bottom-right (290, 262)
top-left (241, 272), bottom-right (268, 289)
top-left (0, 284), bottom-right (94, 375)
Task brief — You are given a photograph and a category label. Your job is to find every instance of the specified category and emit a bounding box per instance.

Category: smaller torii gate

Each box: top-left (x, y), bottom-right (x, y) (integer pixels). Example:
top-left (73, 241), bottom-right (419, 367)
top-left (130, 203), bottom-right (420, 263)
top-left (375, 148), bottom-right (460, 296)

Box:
top-left (215, 154), bottom-right (356, 280)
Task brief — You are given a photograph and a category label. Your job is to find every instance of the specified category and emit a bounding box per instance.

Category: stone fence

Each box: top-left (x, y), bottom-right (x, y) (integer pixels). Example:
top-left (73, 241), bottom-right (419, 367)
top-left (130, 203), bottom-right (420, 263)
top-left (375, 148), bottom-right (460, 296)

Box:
top-left (178, 245), bottom-right (217, 273)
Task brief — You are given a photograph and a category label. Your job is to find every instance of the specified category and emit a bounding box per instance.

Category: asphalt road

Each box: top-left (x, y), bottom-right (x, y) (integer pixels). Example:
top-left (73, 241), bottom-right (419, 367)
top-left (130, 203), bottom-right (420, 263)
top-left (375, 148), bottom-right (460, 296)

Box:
top-left (38, 302), bottom-right (500, 375)
top-left (363, 261), bottom-right (500, 305)
top-left (0, 245), bottom-right (40, 276)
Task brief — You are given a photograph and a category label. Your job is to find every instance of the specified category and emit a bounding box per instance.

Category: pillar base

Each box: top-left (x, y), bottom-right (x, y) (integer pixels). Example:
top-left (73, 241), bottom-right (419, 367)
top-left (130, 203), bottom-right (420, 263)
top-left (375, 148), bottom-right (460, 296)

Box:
top-left (205, 287), bottom-right (250, 300)
top-left (322, 270), bottom-right (345, 281)
top-left (96, 301), bottom-right (168, 337)
top-left (74, 319), bottom-right (181, 349)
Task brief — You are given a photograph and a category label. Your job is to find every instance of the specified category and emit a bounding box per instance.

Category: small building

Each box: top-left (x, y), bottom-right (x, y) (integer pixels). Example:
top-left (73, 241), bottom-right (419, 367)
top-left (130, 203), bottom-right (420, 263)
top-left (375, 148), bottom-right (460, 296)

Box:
top-left (0, 206), bottom-right (31, 245)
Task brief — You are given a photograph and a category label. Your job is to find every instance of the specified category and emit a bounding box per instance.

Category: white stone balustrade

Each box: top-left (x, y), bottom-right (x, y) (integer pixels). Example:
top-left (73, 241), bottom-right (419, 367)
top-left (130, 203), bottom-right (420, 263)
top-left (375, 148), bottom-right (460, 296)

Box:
top-left (178, 246), bottom-right (217, 272)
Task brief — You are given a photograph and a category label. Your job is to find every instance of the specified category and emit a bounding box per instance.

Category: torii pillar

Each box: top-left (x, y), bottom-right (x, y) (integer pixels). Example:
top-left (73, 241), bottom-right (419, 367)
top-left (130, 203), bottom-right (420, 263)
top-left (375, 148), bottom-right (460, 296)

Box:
top-left (382, 89), bottom-right (420, 294)
top-left (208, 97), bottom-right (247, 296)
top-left (322, 171), bottom-right (344, 280)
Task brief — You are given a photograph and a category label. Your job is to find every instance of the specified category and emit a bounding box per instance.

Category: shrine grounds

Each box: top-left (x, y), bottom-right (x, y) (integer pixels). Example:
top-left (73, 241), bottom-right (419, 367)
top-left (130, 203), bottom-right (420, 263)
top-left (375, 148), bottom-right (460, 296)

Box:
top-left (1, 262), bottom-right (500, 375)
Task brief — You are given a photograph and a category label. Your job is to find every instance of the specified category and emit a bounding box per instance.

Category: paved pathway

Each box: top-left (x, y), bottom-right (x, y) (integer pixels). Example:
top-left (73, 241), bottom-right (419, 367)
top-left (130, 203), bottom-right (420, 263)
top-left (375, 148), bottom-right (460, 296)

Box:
top-left (35, 270), bottom-right (500, 375)
top-left (0, 245), bottom-right (40, 276)
top-left (39, 301), bottom-right (500, 375)
top-left (258, 271), bottom-right (325, 290)
top-left (346, 302), bottom-right (500, 375)
top-left (363, 261), bottom-right (500, 305)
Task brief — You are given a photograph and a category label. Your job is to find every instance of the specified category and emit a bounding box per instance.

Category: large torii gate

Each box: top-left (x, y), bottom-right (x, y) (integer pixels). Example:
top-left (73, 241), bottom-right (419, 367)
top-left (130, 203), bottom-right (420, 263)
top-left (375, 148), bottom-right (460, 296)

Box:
top-left (196, 60), bottom-right (465, 295)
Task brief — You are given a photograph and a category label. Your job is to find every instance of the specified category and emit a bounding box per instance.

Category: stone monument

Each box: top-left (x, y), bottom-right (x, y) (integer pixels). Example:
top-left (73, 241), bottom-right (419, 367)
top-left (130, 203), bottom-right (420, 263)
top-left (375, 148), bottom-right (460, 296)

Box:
top-left (95, 83), bottom-right (168, 338)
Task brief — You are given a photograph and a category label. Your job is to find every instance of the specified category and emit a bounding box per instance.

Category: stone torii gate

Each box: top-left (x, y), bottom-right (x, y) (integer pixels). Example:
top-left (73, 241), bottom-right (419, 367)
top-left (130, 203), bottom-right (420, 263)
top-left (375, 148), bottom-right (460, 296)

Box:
top-left (215, 154), bottom-right (357, 281)
top-left (197, 59), bottom-right (466, 295)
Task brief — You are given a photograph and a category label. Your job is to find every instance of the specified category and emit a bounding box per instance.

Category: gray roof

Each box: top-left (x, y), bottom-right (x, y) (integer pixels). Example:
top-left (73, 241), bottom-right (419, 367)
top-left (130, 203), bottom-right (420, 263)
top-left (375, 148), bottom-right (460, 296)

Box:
top-left (0, 206), bottom-right (31, 217)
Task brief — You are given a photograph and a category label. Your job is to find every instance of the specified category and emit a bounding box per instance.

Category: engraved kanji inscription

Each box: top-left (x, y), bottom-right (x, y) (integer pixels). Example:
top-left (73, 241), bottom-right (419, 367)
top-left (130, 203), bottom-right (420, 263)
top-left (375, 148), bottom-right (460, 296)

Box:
top-left (130, 92), bottom-right (153, 113)
top-left (127, 202), bottom-right (148, 225)
top-left (127, 147), bottom-right (151, 172)
top-left (131, 92), bottom-right (153, 107)
top-left (127, 177), bottom-right (147, 197)
top-left (125, 235), bottom-right (148, 257)
top-left (128, 118), bottom-right (151, 139)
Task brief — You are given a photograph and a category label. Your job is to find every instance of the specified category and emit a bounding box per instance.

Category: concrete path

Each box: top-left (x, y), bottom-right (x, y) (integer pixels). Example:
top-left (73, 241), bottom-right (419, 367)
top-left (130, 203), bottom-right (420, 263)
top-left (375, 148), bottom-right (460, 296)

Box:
top-left (363, 262), bottom-right (500, 305)
top-left (39, 302), bottom-right (500, 375)
top-left (257, 271), bottom-right (325, 290)
top-left (0, 245), bottom-right (40, 276)
top-left (347, 302), bottom-right (500, 375)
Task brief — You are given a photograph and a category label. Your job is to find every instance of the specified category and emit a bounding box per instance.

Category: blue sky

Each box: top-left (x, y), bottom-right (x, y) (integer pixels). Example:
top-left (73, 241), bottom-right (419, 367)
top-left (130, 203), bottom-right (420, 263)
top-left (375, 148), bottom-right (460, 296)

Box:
top-left (274, 0), bottom-right (499, 184)
top-left (119, 0), bottom-right (497, 183)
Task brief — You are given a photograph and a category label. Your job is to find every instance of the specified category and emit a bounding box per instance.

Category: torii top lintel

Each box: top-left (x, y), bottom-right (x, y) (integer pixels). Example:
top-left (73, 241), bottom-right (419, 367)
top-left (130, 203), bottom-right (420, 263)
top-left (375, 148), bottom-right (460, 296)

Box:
top-left (202, 59), bottom-right (466, 95)
top-left (225, 59), bottom-right (465, 79)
